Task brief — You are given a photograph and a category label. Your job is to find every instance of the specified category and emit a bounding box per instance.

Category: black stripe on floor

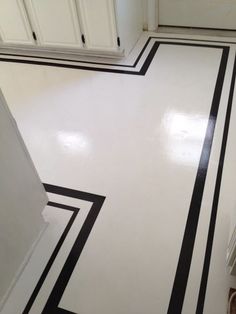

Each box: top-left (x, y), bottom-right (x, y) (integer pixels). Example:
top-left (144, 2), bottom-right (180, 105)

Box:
top-left (167, 45), bottom-right (229, 314)
top-left (42, 184), bottom-right (105, 314)
top-left (0, 39), bottom-right (229, 75)
top-left (196, 54), bottom-right (236, 314)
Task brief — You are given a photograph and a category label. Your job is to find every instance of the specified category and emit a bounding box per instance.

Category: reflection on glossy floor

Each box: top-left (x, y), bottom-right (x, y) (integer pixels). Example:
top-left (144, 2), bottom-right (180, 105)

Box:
top-left (1, 33), bottom-right (236, 314)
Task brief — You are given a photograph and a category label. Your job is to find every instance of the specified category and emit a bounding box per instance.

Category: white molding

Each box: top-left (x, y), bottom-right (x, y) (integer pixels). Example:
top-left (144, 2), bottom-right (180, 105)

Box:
top-left (147, 0), bottom-right (158, 31)
top-left (142, 0), bottom-right (148, 31)
top-left (0, 42), bottom-right (124, 58)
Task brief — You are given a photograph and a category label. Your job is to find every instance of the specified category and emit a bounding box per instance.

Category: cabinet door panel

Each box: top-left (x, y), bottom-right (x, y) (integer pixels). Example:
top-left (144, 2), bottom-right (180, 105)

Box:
top-left (25, 0), bottom-right (82, 48)
top-left (0, 0), bottom-right (34, 45)
top-left (77, 0), bottom-right (118, 51)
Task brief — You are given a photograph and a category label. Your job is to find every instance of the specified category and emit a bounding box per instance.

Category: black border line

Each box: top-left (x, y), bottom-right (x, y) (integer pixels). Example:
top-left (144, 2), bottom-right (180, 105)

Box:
top-left (20, 41), bottom-right (230, 314)
top-left (196, 54), bottom-right (236, 314)
top-left (22, 201), bottom-right (79, 314)
top-left (0, 39), bottom-right (231, 75)
top-left (42, 184), bottom-right (106, 314)
top-left (167, 45), bottom-right (229, 314)
top-left (22, 185), bottom-right (105, 314)
top-left (0, 41), bottom-right (158, 76)
top-left (0, 37), bottom-right (152, 68)
top-left (152, 36), bottom-right (236, 45)
top-left (0, 35), bottom-right (235, 72)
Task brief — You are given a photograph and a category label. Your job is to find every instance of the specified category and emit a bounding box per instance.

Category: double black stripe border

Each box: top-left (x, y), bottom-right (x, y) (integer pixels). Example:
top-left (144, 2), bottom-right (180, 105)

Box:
top-left (167, 46), bottom-right (229, 314)
top-left (18, 40), bottom-right (235, 314)
top-left (23, 185), bottom-right (106, 314)
top-left (196, 55), bottom-right (236, 313)
top-left (0, 36), bottom-right (233, 75)
top-left (1, 35), bottom-right (235, 70)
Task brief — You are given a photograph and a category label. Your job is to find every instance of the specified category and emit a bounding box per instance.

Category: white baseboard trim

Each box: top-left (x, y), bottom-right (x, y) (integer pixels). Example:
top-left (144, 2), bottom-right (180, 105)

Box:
top-left (0, 43), bottom-right (124, 60)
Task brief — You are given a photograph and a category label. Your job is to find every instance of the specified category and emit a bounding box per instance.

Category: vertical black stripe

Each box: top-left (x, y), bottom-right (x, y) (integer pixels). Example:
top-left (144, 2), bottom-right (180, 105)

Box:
top-left (167, 47), bottom-right (229, 314)
top-left (133, 37), bottom-right (152, 67)
top-left (196, 54), bottom-right (236, 314)
top-left (139, 42), bottom-right (160, 75)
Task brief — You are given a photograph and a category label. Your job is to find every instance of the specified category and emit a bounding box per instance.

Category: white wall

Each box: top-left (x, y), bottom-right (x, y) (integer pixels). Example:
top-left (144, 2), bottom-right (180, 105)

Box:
top-left (0, 91), bottom-right (47, 306)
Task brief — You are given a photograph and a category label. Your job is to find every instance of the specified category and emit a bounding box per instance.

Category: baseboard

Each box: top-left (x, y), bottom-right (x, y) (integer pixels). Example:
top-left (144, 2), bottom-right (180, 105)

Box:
top-left (157, 26), bottom-right (236, 39)
top-left (0, 44), bottom-right (124, 61)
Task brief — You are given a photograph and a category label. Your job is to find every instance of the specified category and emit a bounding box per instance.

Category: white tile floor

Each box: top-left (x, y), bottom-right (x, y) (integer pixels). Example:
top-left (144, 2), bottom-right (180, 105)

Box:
top-left (1, 33), bottom-right (236, 314)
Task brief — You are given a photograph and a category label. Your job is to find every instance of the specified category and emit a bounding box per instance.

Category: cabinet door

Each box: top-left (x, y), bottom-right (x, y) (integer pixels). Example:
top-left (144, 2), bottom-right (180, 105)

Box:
top-left (76, 0), bottom-right (118, 51)
top-left (24, 0), bottom-right (83, 48)
top-left (0, 0), bottom-right (34, 45)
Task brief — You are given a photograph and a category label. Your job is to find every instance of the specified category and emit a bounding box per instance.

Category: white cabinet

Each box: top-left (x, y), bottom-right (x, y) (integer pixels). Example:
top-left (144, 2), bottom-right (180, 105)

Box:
top-left (77, 0), bottom-right (118, 52)
top-left (0, 0), bottom-right (143, 55)
top-left (24, 0), bottom-right (83, 48)
top-left (76, 0), bottom-right (143, 54)
top-left (115, 0), bottom-right (143, 55)
top-left (0, 0), bottom-right (34, 45)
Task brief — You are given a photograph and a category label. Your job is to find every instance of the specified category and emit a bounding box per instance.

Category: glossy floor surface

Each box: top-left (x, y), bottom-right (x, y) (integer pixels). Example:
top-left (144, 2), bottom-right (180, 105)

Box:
top-left (1, 33), bottom-right (236, 314)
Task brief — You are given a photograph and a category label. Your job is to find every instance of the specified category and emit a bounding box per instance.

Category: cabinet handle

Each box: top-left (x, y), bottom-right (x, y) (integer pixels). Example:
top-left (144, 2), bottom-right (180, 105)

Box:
top-left (117, 37), bottom-right (121, 47)
top-left (32, 32), bottom-right (37, 41)
top-left (81, 34), bottom-right (86, 44)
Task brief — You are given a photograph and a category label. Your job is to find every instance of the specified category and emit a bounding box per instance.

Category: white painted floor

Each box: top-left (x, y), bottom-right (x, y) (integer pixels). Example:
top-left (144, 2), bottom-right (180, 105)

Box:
top-left (1, 33), bottom-right (236, 314)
